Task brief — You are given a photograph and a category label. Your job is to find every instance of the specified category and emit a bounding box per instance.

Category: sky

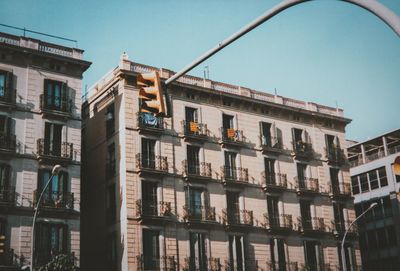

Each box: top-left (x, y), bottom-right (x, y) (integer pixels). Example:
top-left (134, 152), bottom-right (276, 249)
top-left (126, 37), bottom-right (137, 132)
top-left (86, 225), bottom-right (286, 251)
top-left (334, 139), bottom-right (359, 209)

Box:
top-left (1, 0), bottom-right (399, 142)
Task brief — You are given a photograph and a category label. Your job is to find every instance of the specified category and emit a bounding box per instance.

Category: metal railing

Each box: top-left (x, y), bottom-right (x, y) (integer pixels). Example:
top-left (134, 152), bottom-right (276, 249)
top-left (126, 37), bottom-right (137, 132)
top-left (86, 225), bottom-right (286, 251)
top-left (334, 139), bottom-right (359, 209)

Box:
top-left (263, 214), bottom-right (293, 230)
top-left (183, 257), bottom-right (209, 271)
top-left (298, 217), bottom-right (326, 232)
top-left (295, 177), bottom-right (319, 193)
top-left (325, 146), bottom-right (346, 165)
top-left (329, 182), bottom-right (351, 197)
top-left (0, 85), bottom-right (16, 105)
top-left (332, 220), bottom-right (357, 235)
top-left (182, 120), bottom-right (208, 137)
top-left (220, 127), bottom-right (245, 143)
top-left (36, 139), bottom-right (73, 159)
top-left (260, 136), bottom-right (282, 150)
top-left (182, 160), bottom-right (212, 178)
top-left (0, 133), bottom-right (16, 152)
top-left (137, 112), bottom-right (164, 130)
top-left (135, 199), bottom-right (171, 217)
top-left (182, 205), bottom-right (216, 221)
top-left (261, 172), bottom-right (287, 188)
top-left (221, 166), bottom-right (248, 183)
top-left (222, 209), bottom-right (253, 226)
top-left (0, 185), bottom-right (16, 204)
top-left (292, 141), bottom-right (313, 157)
top-left (33, 190), bottom-right (74, 209)
top-left (266, 261), bottom-right (299, 271)
top-left (40, 94), bottom-right (72, 114)
top-left (136, 153), bottom-right (168, 172)
top-left (136, 254), bottom-right (175, 271)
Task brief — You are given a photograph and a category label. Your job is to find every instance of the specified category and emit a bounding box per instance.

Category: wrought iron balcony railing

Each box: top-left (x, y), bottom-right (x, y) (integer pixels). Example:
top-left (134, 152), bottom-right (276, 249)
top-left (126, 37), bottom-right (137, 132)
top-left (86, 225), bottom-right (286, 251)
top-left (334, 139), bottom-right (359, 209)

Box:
top-left (266, 261), bottom-right (299, 271)
top-left (220, 127), bottom-right (245, 144)
top-left (33, 190), bottom-right (74, 210)
top-left (332, 220), bottom-right (357, 235)
top-left (0, 133), bottom-right (16, 153)
top-left (40, 94), bottom-right (72, 114)
top-left (137, 112), bottom-right (164, 130)
top-left (263, 214), bottom-right (293, 230)
top-left (329, 182), bottom-right (351, 197)
top-left (298, 217), bottom-right (326, 232)
top-left (261, 172), bottom-right (287, 189)
top-left (295, 177), bottom-right (319, 193)
top-left (182, 205), bottom-right (216, 222)
top-left (182, 120), bottom-right (208, 138)
top-left (221, 166), bottom-right (248, 183)
top-left (183, 257), bottom-right (210, 271)
top-left (136, 254), bottom-right (175, 271)
top-left (135, 199), bottom-right (171, 217)
top-left (292, 141), bottom-right (313, 159)
top-left (0, 85), bottom-right (16, 105)
top-left (260, 136), bottom-right (283, 152)
top-left (0, 185), bottom-right (15, 205)
top-left (182, 160), bottom-right (212, 178)
top-left (222, 209), bottom-right (253, 226)
top-left (36, 139), bottom-right (73, 160)
top-left (325, 146), bottom-right (346, 165)
top-left (136, 153), bottom-right (168, 172)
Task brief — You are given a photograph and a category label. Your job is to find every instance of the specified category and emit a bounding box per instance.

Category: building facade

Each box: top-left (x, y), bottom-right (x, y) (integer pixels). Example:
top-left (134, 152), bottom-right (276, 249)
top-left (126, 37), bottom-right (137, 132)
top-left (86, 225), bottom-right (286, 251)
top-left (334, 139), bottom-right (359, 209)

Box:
top-left (0, 31), bottom-right (90, 269)
top-left (82, 55), bottom-right (360, 271)
top-left (347, 129), bottom-right (400, 270)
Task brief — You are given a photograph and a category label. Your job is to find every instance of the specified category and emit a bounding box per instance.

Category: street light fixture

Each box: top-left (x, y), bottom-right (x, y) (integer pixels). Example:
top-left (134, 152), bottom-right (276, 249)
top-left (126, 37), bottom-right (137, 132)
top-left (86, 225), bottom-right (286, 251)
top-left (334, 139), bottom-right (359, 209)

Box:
top-left (341, 202), bottom-right (378, 271)
top-left (28, 164), bottom-right (62, 271)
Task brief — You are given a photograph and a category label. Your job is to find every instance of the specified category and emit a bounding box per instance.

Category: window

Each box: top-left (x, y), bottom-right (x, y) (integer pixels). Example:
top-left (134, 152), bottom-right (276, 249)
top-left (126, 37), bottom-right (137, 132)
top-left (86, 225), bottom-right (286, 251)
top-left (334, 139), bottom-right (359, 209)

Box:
top-left (142, 229), bottom-right (160, 270)
top-left (264, 158), bottom-right (276, 185)
top-left (222, 114), bottom-right (235, 140)
top-left (189, 233), bottom-right (207, 271)
top-left (224, 151), bottom-right (237, 179)
top-left (260, 122), bottom-right (272, 147)
top-left (226, 191), bottom-right (240, 224)
top-left (330, 168), bottom-right (340, 193)
top-left (185, 107), bottom-right (198, 123)
top-left (368, 170), bottom-right (379, 190)
top-left (300, 200), bottom-right (312, 229)
top-left (351, 176), bottom-right (360, 195)
top-left (228, 235), bottom-right (245, 271)
top-left (296, 163), bottom-right (307, 188)
top-left (142, 182), bottom-right (158, 216)
top-left (186, 187), bottom-right (203, 219)
top-left (222, 114), bottom-right (234, 129)
top-left (37, 169), bottom-right (68, 208)
top-left (35, 223), bottom-right (68, 265)
top-left (106, 104), bottom-right (115, 138)
top-left (141, 138), bottom-right (156, 168)
top-left (0, 70), bottom-right (12, 101)
top-left (185, 107), bottom-right (201, 135)
top-left (187, 145), bottom-right (200, 175)
top-left (107, 143), bottom-right (116, 178)
top-left (378, 167), bottom-right (388, 187)
top-left (0, 164), bottom-right (11, 189)
top-left (267, 196), bottom-right (280, 227)
top-left (304, 241), bottom-right (323, 271)
top-left (0, 115), bottom-right (11, 136)
top-left (337, 244), bottom-right (355, 271)
top-left (333, 203), bottom-right (345, 232)
top-left (44, 79), bottom-right (67, 111)
top-left (292, 128), bottom-right (303, 143)
top-left (44, 122), bottom-right (63, 156)
top-left (270, 238), bottom-right (286, 271)
top-left (359, 173), bottom-right (369, 192)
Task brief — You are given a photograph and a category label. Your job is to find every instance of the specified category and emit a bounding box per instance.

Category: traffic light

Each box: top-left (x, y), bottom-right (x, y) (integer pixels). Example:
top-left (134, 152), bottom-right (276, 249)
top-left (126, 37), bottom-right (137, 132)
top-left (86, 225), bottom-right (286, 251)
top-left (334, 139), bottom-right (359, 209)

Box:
top-left (394, 156), bottom-right (400, 175)
top-left (137, 71), bottom-right (166, 116)
top-left (0, 235), bottom-right (5, 253)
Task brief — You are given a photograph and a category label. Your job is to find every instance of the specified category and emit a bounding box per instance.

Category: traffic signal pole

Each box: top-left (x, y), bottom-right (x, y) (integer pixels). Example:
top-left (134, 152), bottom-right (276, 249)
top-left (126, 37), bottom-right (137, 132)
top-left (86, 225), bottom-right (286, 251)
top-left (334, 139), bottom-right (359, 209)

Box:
top-left (164, 0), bottom-right (400, 86)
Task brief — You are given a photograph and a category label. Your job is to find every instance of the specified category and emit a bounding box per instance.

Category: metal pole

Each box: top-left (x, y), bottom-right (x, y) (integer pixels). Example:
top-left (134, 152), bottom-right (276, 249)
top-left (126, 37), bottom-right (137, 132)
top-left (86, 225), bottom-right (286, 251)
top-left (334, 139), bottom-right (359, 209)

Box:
top-left (29, 165), bottom-right (62, 271)
top-left (341, 202), bottom-right (378, 271)
top-left (164, 0), bottom-right (400, 86)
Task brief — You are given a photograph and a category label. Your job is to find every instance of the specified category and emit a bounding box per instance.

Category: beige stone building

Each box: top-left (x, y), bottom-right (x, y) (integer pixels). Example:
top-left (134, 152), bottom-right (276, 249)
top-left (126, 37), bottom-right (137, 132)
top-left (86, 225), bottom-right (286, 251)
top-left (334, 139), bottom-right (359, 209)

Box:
top-left (0, 31), bottom-right (90, 269)
top-left (82, 55), bottom-right (360, 271)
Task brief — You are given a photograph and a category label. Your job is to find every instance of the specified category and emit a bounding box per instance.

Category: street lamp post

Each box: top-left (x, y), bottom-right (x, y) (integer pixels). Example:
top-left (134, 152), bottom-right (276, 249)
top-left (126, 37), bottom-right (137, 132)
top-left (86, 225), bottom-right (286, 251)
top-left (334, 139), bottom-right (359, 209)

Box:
top-left (29, 165), bottom-right (62, 271)
top-left (341, 202), bottom-right (378, 271)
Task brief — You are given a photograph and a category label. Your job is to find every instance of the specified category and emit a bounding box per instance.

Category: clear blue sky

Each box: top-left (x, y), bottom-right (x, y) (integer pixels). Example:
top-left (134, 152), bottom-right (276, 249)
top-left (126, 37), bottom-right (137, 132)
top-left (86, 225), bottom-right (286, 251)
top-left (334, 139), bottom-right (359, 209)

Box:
top-left (1, 0), bottom-right (399, 142)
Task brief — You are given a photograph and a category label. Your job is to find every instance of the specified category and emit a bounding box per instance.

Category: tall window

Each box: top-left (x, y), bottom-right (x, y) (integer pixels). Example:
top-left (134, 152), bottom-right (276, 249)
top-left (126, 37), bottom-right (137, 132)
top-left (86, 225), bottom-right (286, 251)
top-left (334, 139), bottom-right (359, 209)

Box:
top-left (185, 107), bottom-right (198, 123)
top-left (189, 232), bottom-right (207, 271)
top-left (351, 176), bottom-right (360, 195)
top-left (300, 200), bottom-right (312, 229)
top-left (304, 241), bottom-right (323, 271)
top-left (142, 229), bottom-right (160, 270)
top-left (224, 151), bottom-right (237, 179)
top-left (330, 168), bottom-right (340, 193)
top-left (187, 145), bottom-right (200, 175)
top-left (44, 122), bottom-right (63, 156)
top-left (270, 238), bottom-right (286, 271)
top-left (260, 122), bottom-right (272, 147)
top-left (296, 163), bottom-right (307, 188)
top-left (368, 169), bottom-right (379, 190)
top-left (0, 164), bottom-right (10, 189)
top-left (264, 158), bottom-right (276, 184)
top-left (141, 138), bottom-right (156, 168)
top-left (227, 191), bottom-right (240, 224)
top-left (222, 114), bottom-right (235, 140)
top-left (185, 107), bottom-right (200, 135)
top-left (222, 114), bottom-right (234, 129)
top-left (35, 223), bottom-right (68, 265)
top-left (107, 143), bottom-right (116, 177)
top-left (142, 182), bottom-right (158, 216)
top-left (228, 235), bottom-right (245, 271)
top-left (0, 70), bottom-right (12, 100)
top-left (106, 103), bottom-right (115, 138)
top-left (267, 196), bottom-right (280, 227)
top-left (378, 167), bottom-right (388, 187)
top-left (44, 79), bottom-right (67, 111)
top-left (0, 115), bottom-right (11, 136)
top-left (333, 203), bottom-right (345, 232)
top-left (186, 187), bottom-right (203, 219)
top-left (37, 169), bottom-right (68, 207)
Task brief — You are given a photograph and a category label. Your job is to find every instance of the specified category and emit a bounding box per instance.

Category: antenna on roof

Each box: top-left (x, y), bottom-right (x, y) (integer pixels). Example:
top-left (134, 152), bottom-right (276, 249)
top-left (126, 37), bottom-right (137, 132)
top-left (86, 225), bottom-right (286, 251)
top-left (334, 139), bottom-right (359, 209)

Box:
top-left (274, 88), bottom-right (278, 96)
top-left (203, 66), bottom-right (209, 80)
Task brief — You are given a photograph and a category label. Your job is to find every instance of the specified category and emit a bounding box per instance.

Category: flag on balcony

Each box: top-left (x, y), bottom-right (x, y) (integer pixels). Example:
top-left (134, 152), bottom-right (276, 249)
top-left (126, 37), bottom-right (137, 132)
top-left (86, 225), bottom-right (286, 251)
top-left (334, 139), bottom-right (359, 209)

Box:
top-left (189, 121), bottom-right (199, 132)
top-left (227, 128), bottom-right (235, 138)
top-left (142, 112), bottom-right (158, 126)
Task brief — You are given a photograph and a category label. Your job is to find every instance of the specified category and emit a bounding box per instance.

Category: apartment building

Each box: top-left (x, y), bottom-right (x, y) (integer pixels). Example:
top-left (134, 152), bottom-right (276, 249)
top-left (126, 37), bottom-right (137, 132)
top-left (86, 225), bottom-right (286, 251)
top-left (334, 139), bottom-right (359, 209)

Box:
top-left (82, 55), bottom-right (360, 271)
top-left (0, 31), bottom-right (90, 269)
top-left (347, 129), bottom-right (400, 271)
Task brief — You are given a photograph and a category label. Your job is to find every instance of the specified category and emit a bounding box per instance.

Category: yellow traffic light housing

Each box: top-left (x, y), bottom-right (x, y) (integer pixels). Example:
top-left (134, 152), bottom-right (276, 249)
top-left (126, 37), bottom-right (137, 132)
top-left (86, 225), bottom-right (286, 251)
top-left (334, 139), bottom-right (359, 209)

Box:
top-left (0, 235), bottom-right (5, 253)
top-left (137, 71), bottom-right (166, 116)
top-left (394, 156), bottom-right (400, 175)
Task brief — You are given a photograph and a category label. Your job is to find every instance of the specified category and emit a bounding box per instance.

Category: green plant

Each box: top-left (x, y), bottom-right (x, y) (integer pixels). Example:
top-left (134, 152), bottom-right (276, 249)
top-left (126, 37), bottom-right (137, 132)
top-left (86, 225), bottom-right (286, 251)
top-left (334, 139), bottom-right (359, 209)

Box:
top-left (38, 254), bottom-right (78, 271)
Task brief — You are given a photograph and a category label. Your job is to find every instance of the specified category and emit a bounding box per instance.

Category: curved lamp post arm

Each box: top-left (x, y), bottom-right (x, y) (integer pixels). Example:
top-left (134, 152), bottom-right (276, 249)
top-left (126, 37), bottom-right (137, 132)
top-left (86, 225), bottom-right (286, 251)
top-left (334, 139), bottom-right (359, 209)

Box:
top-left (341, 203), bottom-right (378, 271)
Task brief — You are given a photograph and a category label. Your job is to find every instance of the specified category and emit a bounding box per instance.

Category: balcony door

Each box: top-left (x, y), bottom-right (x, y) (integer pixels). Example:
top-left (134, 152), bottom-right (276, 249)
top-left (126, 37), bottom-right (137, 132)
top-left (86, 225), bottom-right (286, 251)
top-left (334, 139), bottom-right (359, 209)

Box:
top-left (186, 187), bottom-right (202, 219)
top-left (0, 115), bottom-right (11, 136)
top-left (38, 169), bottom-right (68, 207)
top-left (0, 164), bottom-right (10, 201)
top-left (44, 122), bottom-right (63, 156)
top-left (185, 107), bottom-right (198, 123)
top-left (44, 79), bottom-right (66, 110)
top-left (228, 235), bottom-right (245, 271)
top-left (333, 203), bottom-right (345, 232)
top-left (270, 238), bottom-right (287, 271)
top-left (142, 182), bottom-right (157, 216)
top-left (300, 200), bottom-right (312, 229)
top-left (141, 138), bottom-right (156, 168)
top-left (0, 70), bottom-right (12, 100)
top-left (227, 191), bottom-right (240, 224)
top-left (296, 163), bottom-right (307, 188)
top-left (189, 232), bottom-right (207, 271)
top-left (267, 196), bottom-right (280, 227)
top-left (264, 158), bottom-right (276, 185)
top-left (260, 122), bottom-right (272, 147)
top-left (143, 229), bottom-right (160, 270)
top-left (304, 241), bottom-right (323, 271)
top-left (187, 145), bottom-right (200, 175)
top-left (222, 114), bottom-right (234, 129)
top-left (330, 168), bottom-right (340, 193)
top-left (35, 223), bottom-right (67, 265)
top-left (224, 151), bottom-right (237, 179)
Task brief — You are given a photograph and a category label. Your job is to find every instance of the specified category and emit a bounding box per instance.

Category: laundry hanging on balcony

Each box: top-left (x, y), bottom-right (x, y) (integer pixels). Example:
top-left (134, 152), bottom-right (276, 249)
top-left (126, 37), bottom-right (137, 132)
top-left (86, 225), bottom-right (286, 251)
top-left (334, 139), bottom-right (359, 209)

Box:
top-left (142, 112), bottom-right (158, 127)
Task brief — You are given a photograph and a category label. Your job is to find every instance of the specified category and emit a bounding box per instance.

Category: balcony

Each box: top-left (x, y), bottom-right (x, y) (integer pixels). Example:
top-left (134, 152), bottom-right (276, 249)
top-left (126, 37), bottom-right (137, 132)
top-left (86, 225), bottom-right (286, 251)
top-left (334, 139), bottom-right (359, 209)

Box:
top-left (332, 220), bottom-right (357, 238)
top-left (219, 127), bottom-right (246, 148)
top-left (263, 214), bottom-right (293, 233)
top-left (260, 136), bottom-right (285, 155)
top-left (0, 248), bottom-right (16, 268)
top-left (36, 139), bottom-right (73, 164)
top-left (222, 209), bottom-right (253, 231)
top-left (0, 186), bottom-right (16, 206)
top-left (221, 166), bottom-right (249, 186)
top-left (325, 146), bottom-right (346, 166)
top-left (135, 153), bottom-right (168, 177)
top-left (136, 255), bottom-right (176, 271)
top-left (328, 182), bottom-right (352, 200)
top-left (0, 85), bottom-right (16, 110)
top-left (137, 112), bottom-right (164, 135)
top-left (224, 260), bottom-right (259, 271)
top-left (182, 160), bottom-right (212, 182)
top-left (182, 205), bottom-right (216, 228)
top-left (298, 217), bottom-right (327, 235)
top-left (295, 177), bottom-right (319, 196)
top-left (181, 120), bottom-right (208, 142)
top-left (39, 94), bottom-right (72, 118)
top-left (33, 190), bottom-right (74, 210)
top-left (291, 141), bottom-right (313, 161)
top-left (183, 257), bottom-right (221, 271)
top-left (0, 133), bottom-right (16, 155)
top-left (266, 261), bottom-right (298, 271)
top-left (135, 199), bottom-right (171, 224)
top-left (261, 172), bottom-right (287, 193)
